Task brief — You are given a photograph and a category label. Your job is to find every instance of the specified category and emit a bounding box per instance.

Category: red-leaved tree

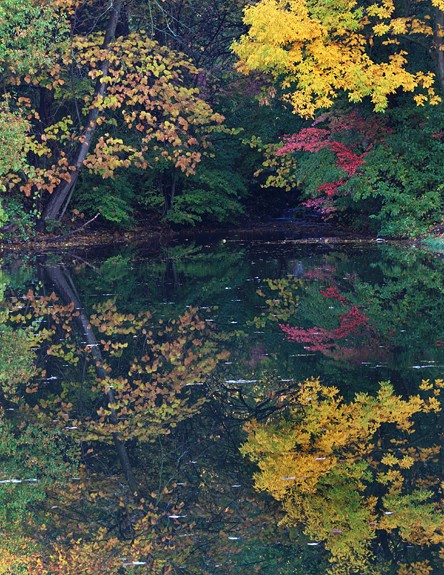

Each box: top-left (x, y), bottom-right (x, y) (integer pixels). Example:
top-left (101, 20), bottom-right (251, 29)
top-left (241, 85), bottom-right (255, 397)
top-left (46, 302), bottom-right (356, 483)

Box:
top-left (276, 111), bottom-right (389, 215)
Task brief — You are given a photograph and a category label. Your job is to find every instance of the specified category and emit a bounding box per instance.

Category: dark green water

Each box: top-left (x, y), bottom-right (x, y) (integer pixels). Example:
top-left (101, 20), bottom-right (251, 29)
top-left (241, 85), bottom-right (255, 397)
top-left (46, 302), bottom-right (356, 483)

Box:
top-left (1, 239), bottom-right (443, 574)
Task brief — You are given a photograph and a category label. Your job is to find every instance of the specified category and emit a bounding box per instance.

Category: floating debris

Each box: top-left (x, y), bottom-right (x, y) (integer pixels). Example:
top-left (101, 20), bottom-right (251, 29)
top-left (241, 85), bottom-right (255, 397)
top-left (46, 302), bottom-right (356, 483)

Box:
top-left (411, 365), bottom-right (437, 369)
top-left (0, 478), bottom-right (38, 484)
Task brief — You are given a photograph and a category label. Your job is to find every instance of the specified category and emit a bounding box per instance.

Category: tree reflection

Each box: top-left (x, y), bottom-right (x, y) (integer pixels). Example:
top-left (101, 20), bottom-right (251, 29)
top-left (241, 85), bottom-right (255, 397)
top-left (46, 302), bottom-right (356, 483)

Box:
top-left (252, 246), bottom-right (444, 394)
top-left (241, 377), bottom-right (444, 574)
top-left (1, 261), bottom-right (230, 574)
top-left (2, 243), bottom-right (444, 574)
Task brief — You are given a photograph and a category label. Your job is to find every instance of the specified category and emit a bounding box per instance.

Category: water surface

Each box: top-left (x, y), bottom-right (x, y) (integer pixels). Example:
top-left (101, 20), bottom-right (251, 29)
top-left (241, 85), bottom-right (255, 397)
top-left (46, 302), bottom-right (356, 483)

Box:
top-left (1, 239), bottom-right (443, 574)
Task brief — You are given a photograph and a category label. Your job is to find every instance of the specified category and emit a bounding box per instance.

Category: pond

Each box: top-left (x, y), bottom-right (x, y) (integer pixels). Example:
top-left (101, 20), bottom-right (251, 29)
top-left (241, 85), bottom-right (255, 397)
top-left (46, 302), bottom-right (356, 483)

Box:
top-left (1, 237), bottom-right (443, 575)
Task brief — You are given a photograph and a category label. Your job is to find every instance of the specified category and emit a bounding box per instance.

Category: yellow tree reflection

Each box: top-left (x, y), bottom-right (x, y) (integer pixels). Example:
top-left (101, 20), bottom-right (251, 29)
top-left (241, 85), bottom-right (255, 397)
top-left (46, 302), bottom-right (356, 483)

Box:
top-left (241, 377), bottom-right (444, 574)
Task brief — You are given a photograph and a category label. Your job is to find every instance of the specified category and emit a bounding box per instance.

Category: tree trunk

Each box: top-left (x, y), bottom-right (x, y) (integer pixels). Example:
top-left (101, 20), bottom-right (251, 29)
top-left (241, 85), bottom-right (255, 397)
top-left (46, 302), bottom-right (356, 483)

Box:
top-left (43, 263), bottom-right (139, 495)
top-left (40, 0), bottom-right (124, 226)
top-left (434, 8), bottom-right (444, 95)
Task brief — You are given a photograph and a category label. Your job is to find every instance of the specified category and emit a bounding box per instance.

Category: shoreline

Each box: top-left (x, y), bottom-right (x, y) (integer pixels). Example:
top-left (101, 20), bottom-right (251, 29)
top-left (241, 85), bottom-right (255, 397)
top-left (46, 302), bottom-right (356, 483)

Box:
top-left (0, 218), bottom-right (441, 254)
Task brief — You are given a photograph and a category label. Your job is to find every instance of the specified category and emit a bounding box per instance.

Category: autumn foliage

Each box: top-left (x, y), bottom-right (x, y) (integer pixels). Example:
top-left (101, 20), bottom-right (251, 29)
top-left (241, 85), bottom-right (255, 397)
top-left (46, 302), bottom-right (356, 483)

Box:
top-left (241, 377), bottom-right (444, 574)
top-left (0, 0), bottom-right (225, 225)
top-left (280, 286), bottom-right (373, 352)
top-left (233, 0), bottom-right (442, 117)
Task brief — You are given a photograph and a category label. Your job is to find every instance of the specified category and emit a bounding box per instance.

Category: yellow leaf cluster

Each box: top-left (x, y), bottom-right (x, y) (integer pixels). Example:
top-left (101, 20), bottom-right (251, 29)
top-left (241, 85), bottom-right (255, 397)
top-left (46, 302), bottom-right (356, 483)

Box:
top-left (241, 376), bottom-right (444, 572)
top-left (398, 562), bottom-right (433, 575)
top-left (233, 0), bottom-right (441, 116)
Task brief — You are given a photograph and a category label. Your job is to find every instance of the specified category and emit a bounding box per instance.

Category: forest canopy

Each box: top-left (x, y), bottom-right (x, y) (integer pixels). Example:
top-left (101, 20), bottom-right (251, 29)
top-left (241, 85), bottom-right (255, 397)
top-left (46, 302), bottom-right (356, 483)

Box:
top-left (233, 0), bottom-right (444, 116)
top-left (0, 0), bottom-right (443, 238)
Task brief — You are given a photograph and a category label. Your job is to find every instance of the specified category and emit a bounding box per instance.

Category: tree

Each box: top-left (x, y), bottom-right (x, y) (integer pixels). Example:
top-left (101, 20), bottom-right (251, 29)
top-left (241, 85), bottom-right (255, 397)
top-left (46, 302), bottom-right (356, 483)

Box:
top-left (133, 0), bottom-right (248, 77)
top-left (271, 105), bottom-right (444, 236)
top-left (233, 0), bottom-right (443, 117)
top-left (0, 0), bottom-right (69, 228)
top-left (0, 0), bottom-right (224, 229)
top-left (0, 0), bottom-right (67, 76)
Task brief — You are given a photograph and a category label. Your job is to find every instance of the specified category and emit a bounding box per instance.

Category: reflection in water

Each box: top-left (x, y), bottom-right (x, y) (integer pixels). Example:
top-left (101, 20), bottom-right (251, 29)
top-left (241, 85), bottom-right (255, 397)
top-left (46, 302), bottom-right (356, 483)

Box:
top-left (1, 262), bottom-right (231, 573)
top-left (241, 377), bottom-right (443, 575)
top-left (0, 242), bottom-right (443, 573)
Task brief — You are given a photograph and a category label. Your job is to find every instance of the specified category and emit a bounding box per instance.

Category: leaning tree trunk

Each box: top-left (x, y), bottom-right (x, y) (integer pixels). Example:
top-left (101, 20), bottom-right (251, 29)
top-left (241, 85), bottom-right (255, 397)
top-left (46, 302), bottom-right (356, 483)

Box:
top-left (43, 262), bottom-right (139, 495)
top-left (40, 0), bottom-right (124, 226)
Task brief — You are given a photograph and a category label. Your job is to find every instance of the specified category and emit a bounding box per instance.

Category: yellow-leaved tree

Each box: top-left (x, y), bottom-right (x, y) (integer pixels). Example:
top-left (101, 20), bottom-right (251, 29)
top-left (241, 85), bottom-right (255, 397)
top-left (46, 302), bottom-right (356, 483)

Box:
top-left (232, 0), bottom-right (444, 116)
